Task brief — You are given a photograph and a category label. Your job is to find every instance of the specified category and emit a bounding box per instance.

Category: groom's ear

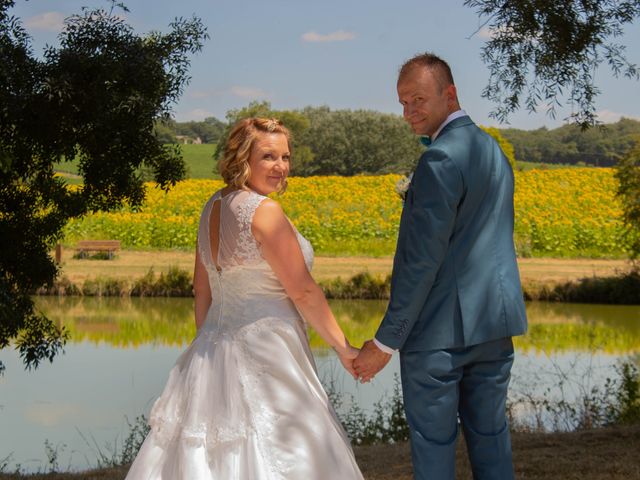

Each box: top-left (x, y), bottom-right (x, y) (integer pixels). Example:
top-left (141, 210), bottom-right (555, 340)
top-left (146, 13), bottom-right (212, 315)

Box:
top-left (446, 84), bottom-right (458, 105)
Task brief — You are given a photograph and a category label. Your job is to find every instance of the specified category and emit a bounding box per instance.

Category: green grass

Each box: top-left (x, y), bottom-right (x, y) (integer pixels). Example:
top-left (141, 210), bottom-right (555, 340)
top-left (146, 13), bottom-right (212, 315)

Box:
top-left (54, 157), bottom-right (80, 175)
top-left (53, 144), bottom-right (219, 183)
top-left (178, 144), bottom-right (218, 178)
top-left (56, 148), bottom-right (582, 180)
top-left (54, 171), bottom-right (83, 185)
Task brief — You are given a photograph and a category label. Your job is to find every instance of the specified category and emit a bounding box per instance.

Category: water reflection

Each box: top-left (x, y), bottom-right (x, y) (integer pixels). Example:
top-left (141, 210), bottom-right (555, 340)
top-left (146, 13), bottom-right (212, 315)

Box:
top-left (35, 297), bottom-right (640, 353)
top-left (0, 297), bottom-right (637, 473)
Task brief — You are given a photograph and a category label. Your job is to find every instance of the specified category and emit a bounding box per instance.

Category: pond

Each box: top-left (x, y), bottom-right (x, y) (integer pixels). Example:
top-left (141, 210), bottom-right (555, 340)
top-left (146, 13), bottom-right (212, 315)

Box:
top-left (0, 297), bottom-right (638, 473)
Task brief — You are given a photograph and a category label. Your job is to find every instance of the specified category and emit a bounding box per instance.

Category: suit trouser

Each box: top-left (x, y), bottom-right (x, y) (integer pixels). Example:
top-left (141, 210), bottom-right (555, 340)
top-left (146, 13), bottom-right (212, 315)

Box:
top-left (400, 337), bottom-right (515, 480)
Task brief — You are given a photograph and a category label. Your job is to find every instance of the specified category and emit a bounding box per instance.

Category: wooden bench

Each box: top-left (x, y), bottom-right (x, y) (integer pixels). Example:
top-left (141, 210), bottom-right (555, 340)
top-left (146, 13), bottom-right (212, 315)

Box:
top-left (75, 240), bottom-right (121, 259)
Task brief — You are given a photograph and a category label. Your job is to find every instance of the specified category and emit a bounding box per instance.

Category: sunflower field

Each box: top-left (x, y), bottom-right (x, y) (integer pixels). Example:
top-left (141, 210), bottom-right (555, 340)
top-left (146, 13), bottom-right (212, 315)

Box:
top-left (63, 168), bottom-right (632, 258)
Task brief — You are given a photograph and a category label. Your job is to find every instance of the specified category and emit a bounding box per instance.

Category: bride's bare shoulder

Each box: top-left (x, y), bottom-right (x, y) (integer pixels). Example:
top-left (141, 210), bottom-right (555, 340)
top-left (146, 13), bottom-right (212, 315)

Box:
top-left (253, 197), bottom-right (285, 221)
top-left (251, 198), bottom-right (291, 241)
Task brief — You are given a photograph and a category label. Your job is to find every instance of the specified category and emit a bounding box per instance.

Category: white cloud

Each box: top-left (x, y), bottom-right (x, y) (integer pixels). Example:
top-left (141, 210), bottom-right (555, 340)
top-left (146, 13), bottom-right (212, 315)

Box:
top-left (25, 11), bottom-right (65, 32)
top-left (175, 108), bottom-right (214, 122)
top-left (230, 86), bottom-right (269, 98)
top-left (596, 109), bottom-right (640, 123)
top-left (301, 30), bottom-right (356, 43)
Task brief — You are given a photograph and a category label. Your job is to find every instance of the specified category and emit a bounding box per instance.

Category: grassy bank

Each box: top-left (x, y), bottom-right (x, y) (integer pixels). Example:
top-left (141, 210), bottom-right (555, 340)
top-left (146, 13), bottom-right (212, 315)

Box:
top-left (53, 249), bottom-right (631, 285)
top-left (2, 424), bottom-right (638, 480)
top-left (39, 270), bottom-right (640, 304)
top-left (524, 270), bottom-right (640, 304)
top-left (39, 253), bottom-right (640, 304)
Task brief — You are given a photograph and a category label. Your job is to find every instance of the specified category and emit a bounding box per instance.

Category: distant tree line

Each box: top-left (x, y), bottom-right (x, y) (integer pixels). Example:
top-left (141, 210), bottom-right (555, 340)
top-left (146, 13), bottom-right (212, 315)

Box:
top-left (154, 116), bottom-right (226, 144)
top-left (214, 102), bottom-right (427, 176)
top-left (502, 118), bottom-right (640, 167)
top-left (162, 101), bottom-right (519, 176)
top-left (158, 105), bottom-right (640, 173)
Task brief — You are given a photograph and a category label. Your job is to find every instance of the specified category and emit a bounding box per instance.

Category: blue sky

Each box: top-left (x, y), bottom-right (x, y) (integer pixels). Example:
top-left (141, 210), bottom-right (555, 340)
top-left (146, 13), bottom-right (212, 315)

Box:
top-left (10, 0), bottom-right (640, 130)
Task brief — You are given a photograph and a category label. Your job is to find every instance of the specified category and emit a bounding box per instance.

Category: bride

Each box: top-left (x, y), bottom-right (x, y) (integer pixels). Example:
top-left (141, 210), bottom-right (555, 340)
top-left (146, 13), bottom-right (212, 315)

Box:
top-left (125, 117), bottom-right (364, 479)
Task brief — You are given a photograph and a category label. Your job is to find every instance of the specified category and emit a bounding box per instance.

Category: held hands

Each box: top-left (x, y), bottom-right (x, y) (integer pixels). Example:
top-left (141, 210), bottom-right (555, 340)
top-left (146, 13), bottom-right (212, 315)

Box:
top-left (334, 342), bottom-right (360, 380)
top-left (353, 340), bottom-right (392, 383)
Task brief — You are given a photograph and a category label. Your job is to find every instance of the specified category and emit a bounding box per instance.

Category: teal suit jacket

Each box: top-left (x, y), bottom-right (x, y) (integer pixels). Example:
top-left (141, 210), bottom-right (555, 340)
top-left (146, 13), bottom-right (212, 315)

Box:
top-left (376, 115), bottom-right (527, 352)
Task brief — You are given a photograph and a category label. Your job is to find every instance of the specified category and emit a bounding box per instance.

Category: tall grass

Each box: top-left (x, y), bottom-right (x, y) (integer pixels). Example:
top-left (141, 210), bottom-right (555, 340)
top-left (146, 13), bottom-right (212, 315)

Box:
top-left (36, 268), bottom-right (640, 306)
top-left (509, 360), bottom-right (640, 432)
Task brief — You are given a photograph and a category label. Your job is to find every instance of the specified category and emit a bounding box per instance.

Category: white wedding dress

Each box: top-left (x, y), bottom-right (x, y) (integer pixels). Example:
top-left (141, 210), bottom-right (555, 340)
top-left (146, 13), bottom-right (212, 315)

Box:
top-left (125, 189), bottom-right (364, 479)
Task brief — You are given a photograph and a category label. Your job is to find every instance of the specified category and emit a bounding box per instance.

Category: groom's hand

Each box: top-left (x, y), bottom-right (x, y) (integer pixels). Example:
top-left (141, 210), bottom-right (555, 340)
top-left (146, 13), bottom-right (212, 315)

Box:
top-left (353, 340), bottom-right (391, 383)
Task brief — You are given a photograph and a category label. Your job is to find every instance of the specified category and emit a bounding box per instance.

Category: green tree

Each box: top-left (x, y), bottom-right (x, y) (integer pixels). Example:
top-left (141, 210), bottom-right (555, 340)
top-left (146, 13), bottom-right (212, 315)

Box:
top-left (154, 120), bottom-right (179, 144)
top-left (0, 1), bottom-right (207, 373)
top-left (201, 117), bottom-right (227, 144)
top-left (154, 117), bottom-right (225, 145)
top-left (298, 107), bottom-right (423, 176)
top-left (615, 138), bottom-right (640, 258)
top-left (465, 0), bottom-right (640, 129)
top-left (501, 118), bottom-right (640, 166)
top-left (175, 117), bottom-right (225, 144)
top-left (215, 104), bottom-right (423, 176)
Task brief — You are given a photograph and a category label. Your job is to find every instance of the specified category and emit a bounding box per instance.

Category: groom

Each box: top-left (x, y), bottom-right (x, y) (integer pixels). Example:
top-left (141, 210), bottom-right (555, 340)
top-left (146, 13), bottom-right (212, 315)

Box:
top-left (353, 52), bottom-right (528, 479)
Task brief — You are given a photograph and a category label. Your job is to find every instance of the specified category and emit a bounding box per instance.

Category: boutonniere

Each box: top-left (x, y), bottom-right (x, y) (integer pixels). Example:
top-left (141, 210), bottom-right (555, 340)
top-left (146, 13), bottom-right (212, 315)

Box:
top-left (395, 173), bottom-right (413, 202)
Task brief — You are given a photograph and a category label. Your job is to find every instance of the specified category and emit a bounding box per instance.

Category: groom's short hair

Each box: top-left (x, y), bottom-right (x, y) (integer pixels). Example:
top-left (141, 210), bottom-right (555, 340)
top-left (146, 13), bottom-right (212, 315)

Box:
top-left (398, 53), bottom-right (455, 91)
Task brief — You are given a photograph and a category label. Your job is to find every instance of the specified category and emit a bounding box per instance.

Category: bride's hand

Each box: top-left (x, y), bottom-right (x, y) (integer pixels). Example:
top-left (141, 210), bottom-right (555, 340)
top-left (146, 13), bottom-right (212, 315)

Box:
top-left (335, 344), bottom-right (360, 380)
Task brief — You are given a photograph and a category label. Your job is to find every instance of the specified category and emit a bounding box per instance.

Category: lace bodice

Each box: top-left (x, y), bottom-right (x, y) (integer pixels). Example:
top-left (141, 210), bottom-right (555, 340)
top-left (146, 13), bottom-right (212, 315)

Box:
top-left (196, 189), bottom-right (314, 332)
top-left (197, 189), bottom-right (313, 272)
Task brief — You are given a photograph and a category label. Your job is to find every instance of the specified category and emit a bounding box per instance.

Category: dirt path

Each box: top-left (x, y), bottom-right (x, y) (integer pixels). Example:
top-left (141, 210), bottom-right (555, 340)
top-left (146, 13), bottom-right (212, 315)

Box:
top-left (55, 248), bottom-right (632, 285)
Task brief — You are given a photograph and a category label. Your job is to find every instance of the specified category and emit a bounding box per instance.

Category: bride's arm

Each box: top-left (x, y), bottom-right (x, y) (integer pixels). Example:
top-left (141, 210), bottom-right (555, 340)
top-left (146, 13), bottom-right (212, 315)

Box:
top-left (193, 243), bottom-right (212, 330)
top-left (252, 199), bottom-right (358, 372)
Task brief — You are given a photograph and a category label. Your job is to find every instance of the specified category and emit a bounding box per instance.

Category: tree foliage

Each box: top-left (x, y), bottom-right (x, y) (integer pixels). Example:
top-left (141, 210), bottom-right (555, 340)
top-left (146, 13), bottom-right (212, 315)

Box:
top-left (154, 120), bottom-right (179, 144)
top-left (213, 102), bottom-right (424, 177)
top-left (298, 107), bottom-right (423, 176)
top-left (465, 0), bottom-right (640, 129)
top-left (177, 117), bottom-right (226, 144)
top-left (502, 118), bottom-right (640, 165)
top-left (155, 116), bottom-right (226, 144)
top-left (615, 137), bottom-right (640, 258)
top-left (0, 0), bottom-right (207, 373)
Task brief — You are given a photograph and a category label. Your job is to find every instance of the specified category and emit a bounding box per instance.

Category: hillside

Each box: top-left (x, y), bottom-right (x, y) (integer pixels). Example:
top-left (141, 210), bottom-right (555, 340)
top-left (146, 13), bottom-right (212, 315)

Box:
top-left (54, 144), bottom-right (219, 183)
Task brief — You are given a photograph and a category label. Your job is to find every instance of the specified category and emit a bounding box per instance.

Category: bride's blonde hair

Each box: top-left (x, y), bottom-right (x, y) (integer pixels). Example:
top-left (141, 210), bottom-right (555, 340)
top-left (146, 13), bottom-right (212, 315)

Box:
top-left (219, 117), bottom-right (292, 194)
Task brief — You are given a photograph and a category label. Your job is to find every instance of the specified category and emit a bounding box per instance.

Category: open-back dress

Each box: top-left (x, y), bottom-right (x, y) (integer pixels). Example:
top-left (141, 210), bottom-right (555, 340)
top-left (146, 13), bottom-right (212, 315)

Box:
top-left (125, 189), bottom-right (364, 479)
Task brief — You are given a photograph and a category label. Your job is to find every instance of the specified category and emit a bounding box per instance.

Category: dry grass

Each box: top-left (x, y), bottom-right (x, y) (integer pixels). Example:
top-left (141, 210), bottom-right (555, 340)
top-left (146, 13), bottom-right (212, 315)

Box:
top-left (54, 249), bottom-right (195, 284)
top-left (516, 258), bottom-right (633, 284)
top-left (54, 250), bottom-right (396, 284)
top-left (2, 425), bottom-right (638, 479)
top-left (356, 424), bottom-right (640, 479)
top-left (53, 248), bottom-right (632, 285)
